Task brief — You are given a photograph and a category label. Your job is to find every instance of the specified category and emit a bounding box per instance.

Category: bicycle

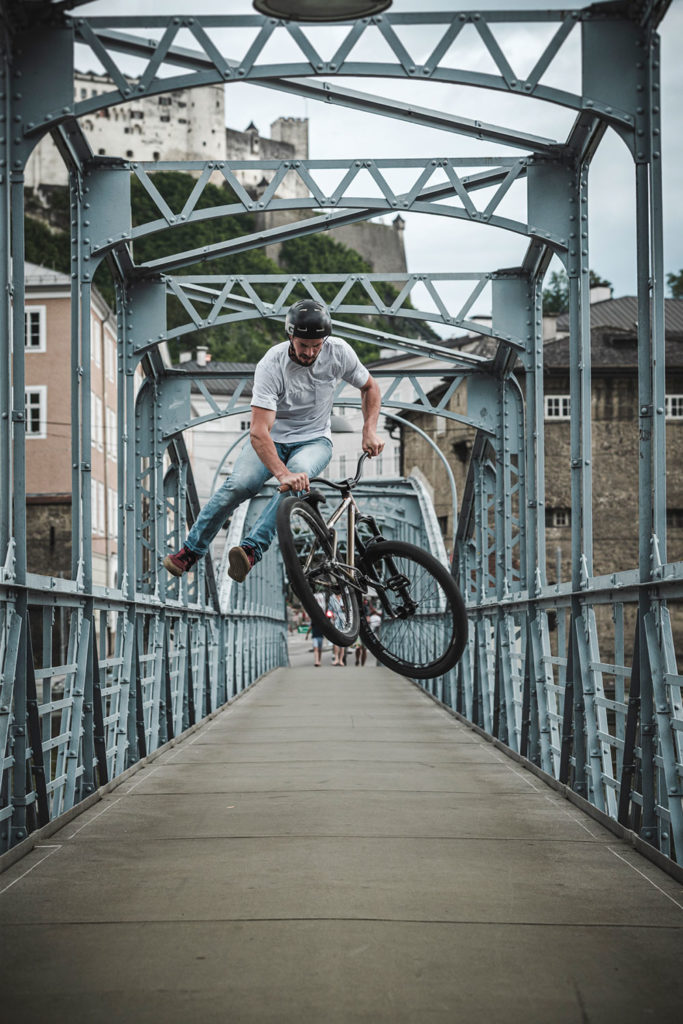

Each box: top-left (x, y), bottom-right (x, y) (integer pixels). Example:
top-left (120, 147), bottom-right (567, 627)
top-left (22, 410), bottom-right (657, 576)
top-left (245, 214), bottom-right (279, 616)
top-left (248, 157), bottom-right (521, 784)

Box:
top-left (276, 453), bottom-right (467, 680)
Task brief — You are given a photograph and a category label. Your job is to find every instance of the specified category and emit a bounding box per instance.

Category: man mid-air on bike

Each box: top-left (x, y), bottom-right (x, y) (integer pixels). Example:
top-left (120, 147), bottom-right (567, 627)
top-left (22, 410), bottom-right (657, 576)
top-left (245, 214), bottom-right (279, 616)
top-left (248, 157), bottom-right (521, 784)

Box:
top-left (163, 298), bottom-right (385, 582)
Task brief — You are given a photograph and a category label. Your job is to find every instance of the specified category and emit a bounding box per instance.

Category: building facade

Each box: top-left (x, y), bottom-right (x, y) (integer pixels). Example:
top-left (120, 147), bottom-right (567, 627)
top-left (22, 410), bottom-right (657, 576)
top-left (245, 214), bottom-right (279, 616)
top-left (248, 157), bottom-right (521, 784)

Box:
top-left (24, 262), bottom-right (143, 589)
top-left (401, 295), bottom-right (683, 580)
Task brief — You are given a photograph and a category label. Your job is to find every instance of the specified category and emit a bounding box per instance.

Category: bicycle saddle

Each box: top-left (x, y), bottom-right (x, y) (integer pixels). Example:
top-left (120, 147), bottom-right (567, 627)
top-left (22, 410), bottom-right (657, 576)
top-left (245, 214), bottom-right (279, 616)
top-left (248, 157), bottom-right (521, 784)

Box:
top-left (302, 489), bottom-right (328, 517)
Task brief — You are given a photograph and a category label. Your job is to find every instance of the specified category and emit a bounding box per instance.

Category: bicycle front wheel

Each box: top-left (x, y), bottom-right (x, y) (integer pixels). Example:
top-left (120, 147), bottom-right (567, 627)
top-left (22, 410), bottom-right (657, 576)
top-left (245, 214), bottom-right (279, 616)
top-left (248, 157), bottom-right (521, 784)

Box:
top-left (277, 497), bottom-right (360, 646)
top-left (359, 540), bottom-right (467, 679)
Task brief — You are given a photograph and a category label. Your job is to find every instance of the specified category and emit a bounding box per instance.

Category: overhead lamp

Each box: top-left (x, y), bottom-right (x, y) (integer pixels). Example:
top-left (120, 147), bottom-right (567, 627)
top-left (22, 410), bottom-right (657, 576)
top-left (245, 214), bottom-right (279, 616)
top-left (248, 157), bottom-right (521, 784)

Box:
top-left (253, 0), bottom-right (392, 23)
top-left (331, 413), bottom-right (355, 433)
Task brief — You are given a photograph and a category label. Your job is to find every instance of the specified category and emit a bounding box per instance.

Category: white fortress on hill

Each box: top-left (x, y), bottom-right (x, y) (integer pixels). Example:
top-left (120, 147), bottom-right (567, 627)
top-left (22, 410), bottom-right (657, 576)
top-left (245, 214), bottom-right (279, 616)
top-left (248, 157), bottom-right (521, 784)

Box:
top-left (26, 70), bottom-right (309, 199)
top-left (26, 70), bottom-right (407, 273)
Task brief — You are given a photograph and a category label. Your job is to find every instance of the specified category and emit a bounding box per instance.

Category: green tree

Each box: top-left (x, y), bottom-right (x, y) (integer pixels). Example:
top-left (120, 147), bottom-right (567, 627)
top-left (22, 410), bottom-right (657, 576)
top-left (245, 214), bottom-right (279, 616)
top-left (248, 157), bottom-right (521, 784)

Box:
top-left (667, 270), bottom-right (683, 299)
top-left (24, 171), bottom-right (439, 364)
top-left (542, 268), bottom-right (612, 314)
top-left (24, 216), bottom-right (70, 275)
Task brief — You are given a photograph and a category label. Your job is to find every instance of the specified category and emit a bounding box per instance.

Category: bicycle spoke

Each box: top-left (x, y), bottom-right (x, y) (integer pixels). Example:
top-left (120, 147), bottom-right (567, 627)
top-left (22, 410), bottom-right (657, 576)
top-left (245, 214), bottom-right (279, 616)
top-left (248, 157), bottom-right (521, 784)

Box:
top-left (363, 551), bottom-right (457, 671)
top-left (278, 500), bottom-right (360, 645)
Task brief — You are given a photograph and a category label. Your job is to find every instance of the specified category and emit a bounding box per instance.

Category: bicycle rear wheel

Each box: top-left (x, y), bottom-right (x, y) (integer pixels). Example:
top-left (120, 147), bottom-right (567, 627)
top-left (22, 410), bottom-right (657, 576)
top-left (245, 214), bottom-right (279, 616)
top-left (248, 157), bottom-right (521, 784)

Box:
top-left (359, 540), bottom-right (467, 679)
top-left (277, 497), bottom-right (360, 647)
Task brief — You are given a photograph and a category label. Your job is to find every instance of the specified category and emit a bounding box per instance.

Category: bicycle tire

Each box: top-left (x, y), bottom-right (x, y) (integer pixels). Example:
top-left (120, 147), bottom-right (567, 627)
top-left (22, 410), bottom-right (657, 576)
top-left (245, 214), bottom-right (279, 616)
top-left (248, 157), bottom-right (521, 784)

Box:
top-left (358, 540), bottom-right (467, 679)
top-left (277, 497), bottom-right (360, 647)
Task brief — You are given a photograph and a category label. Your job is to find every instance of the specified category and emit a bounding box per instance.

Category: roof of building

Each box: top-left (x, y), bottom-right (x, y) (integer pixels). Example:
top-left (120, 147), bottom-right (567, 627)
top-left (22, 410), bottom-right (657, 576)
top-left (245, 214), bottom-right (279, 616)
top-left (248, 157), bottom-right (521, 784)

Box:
top-left (543, 331), bottom-right (683, 370)
top-left (546, 296), bottom-right (683, 370)
top-left (181, 360), bottom-right (257, 396)
top-left (25, 261), bottom-right (71, 287)
top-left (556, 295), bottom-right (683, 335)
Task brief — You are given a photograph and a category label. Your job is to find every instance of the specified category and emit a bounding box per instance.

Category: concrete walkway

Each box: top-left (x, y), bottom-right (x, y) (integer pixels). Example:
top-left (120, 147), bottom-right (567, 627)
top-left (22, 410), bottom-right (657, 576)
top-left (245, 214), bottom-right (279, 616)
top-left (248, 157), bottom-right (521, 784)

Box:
top-left (1, 635), bottom-right (683, 1023)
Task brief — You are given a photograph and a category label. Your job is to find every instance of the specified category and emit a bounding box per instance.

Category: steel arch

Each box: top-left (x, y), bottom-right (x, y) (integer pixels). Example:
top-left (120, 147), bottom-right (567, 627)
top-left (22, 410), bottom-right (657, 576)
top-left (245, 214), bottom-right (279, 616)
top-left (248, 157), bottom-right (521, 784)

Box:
top-left (0, 1), bottom-right (681, 878)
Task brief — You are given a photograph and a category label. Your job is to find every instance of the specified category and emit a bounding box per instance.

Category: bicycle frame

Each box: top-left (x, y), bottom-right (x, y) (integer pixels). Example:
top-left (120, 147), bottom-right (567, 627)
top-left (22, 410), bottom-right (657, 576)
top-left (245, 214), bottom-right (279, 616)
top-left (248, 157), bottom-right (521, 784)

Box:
top-left (307, 454), bottom-right (412, 615)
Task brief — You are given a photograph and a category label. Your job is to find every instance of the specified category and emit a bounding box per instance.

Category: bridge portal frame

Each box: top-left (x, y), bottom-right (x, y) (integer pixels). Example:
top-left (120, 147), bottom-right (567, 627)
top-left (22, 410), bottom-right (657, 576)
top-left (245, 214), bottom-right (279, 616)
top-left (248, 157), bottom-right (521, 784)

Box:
top-left (0, 1), bottom-right (681, 873)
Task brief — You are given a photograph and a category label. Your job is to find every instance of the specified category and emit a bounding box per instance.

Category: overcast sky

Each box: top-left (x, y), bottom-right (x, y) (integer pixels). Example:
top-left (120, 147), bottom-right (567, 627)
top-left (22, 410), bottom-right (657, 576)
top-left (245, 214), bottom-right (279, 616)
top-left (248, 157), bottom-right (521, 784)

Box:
top-left (72, 0), bottom-right (683, 333)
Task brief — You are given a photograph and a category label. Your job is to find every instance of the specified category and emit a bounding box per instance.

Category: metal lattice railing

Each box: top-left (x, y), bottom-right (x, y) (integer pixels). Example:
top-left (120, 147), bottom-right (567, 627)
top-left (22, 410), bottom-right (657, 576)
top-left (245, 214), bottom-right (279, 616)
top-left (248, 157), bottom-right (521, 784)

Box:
top-left (1, 1), bottom-right (682, 874)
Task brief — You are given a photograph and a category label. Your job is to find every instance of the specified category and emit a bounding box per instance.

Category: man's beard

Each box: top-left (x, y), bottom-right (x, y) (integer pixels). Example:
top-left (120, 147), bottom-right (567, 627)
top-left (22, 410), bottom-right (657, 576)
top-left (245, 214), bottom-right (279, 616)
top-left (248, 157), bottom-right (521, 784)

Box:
top-left (288, 343), bottom-right (319, 366)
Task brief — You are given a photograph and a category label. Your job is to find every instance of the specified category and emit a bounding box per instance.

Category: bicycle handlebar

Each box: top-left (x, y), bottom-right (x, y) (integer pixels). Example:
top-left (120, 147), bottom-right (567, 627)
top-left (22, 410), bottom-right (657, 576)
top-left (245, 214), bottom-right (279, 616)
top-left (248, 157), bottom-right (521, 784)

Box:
top-left (310, 450), bottom-right (370, 492)
top-left (279, 451), bottom-right (370, 493)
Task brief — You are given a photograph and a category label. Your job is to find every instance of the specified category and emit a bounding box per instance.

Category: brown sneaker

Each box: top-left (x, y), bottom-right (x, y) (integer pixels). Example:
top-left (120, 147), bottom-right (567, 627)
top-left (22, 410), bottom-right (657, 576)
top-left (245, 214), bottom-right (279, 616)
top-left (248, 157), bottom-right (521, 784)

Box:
top-left (228, 545), bottom-right (256, 583)
top-left (163, 546), bottom-right (199, 577)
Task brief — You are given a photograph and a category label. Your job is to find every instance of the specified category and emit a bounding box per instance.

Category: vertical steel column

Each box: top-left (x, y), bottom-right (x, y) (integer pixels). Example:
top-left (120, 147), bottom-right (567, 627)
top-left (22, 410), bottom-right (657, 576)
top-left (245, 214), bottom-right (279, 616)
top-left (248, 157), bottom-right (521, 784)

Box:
top-left (634, 28), bottom-right (665, 848)
top-left (0, 32), bottom-right (10, 566)
top-left (525, 276), bottom-right (547, 592)
top-left (563, 166), bottom-right (592, 798)
top-left (8, 164), bottom-right (29, 843)
top-left (568, 167), bottom-right (594, 588)
top-left (69, 171), bottom-right (83, 580)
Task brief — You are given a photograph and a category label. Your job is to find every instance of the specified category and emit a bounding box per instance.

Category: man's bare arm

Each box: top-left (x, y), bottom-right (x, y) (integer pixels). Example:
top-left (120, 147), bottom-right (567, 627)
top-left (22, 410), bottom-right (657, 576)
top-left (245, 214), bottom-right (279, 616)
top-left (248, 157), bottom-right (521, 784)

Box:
top-left (250, 406), bottom-right (311, 492)
top-left (359, 375), bottom-right (385, 457)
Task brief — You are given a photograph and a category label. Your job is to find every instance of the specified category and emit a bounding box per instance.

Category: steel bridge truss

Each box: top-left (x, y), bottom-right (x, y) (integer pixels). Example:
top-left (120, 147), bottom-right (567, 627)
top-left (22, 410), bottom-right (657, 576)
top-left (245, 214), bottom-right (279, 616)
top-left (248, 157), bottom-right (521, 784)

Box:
top-left (1, 0), bottom-right (682, 870)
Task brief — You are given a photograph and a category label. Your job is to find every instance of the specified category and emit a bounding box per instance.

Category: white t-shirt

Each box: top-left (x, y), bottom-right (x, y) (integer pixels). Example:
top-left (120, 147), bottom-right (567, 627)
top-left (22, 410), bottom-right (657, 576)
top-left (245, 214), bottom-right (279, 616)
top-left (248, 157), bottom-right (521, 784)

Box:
top-left (250, 336), bottom-right (370, 443)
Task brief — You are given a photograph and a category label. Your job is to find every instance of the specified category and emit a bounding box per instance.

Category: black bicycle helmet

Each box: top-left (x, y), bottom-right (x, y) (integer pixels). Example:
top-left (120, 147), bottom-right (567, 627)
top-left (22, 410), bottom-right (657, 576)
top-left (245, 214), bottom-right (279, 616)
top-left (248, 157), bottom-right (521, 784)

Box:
top-left (285, 299), bottom-right (332, 340)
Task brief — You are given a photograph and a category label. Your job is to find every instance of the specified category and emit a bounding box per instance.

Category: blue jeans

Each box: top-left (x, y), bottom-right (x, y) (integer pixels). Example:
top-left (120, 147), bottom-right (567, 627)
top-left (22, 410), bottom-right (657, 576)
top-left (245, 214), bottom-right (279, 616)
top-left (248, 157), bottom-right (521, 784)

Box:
top-left (185, 436), bottom-right (333, 562)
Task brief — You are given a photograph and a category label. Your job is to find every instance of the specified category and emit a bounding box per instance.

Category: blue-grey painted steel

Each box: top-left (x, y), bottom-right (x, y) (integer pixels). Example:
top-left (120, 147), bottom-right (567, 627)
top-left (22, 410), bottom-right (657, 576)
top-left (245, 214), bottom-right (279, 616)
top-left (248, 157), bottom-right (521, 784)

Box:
top-left (1, 1), bottom-right (681, 876)
top-left (147, 272), bottom-right (510, 352)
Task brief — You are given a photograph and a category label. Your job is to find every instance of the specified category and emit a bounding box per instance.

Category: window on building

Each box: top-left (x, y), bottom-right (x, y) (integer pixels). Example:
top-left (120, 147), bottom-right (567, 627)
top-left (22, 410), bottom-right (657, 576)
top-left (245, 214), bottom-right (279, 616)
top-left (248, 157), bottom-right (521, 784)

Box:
top-left (126, 150), bottom-right (134, 158)
top-left (105, 334), bottom-right (116, 381)
top-left (91, 316), bottom-right (102, 367)
top-left (437, 514), bottom-right (448, 537)
top-left (25, 387), bottom-right (47, 438)
top-left (106, 408), bottom-right (117, 461)
top-left (666, 509), bottom-right (683, 528)
top-left (24, 306), bottom-right (46, 351)
top-left (80, 87), bottom-right (87, 99)
top-left (239, 420), bottom-right (251, 432)
top-left (665, 395), bottom-right (683, 419)
top-left (91, 394), bottom-right (103, 450)
top-left (130, 110), bottom-right (144, 119)
top-left (107, 487), bottom-right (118, 534)
top-left (339, 454), bottom-right (347, 477)
top-left (98, 148), bottom-right (106, 155)
top-left (545, 508), bottom-right (571, 528)
top-left (178, 118), bottom-right (187, 125)
top-left (123, 126), bottom-right (131, 134)
top-left (394, 448), bottom-right (401, 475)
top-left (91, 483), bottom-right (99, 536)
top-left (153, 152), bottom-right (160, 161)
top-left (158, 96), bottom-right (172, 105)
top-left (376, 454), bottom-right (384, 476)
top-left (92, 481), bottom-right (105, 536)
top-left (545, 395), bottom-right (571, 420)
top-left (160, 115), bottom-right (170, 123)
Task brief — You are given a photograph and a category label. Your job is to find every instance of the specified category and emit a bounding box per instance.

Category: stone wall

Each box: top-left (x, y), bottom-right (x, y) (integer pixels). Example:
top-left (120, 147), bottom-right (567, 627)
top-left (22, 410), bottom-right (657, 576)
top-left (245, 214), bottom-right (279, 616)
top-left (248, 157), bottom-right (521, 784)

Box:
top-left (404, 367), bottom-right (683, 584)
top-left (225, 118), bottom-right (309, 198)
top-left (257, 209), bottom-right (407, 273)
top-left (26, 498), bottom-right (72, 577)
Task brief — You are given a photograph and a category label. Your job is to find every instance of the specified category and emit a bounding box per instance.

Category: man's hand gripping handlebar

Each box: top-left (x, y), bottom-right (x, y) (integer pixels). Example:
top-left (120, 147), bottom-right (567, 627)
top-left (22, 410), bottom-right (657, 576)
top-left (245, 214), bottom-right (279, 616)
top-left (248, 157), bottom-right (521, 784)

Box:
top-left (278, 470), bottom-right (311, 494)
